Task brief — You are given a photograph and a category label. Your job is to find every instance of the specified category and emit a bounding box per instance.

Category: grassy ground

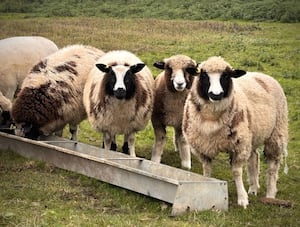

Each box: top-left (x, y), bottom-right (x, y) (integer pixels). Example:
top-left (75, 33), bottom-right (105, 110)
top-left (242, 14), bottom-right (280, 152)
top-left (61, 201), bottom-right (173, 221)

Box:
top-left (0, 17), bottom-right (299, 226)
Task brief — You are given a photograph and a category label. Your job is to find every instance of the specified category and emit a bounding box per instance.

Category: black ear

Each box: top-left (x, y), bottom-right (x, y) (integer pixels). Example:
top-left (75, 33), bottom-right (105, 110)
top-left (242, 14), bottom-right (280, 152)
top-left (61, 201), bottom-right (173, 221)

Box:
top-left (130, 63), bottom-right (145, 73)
top-left (96, 63), bottom-right (111, 73)
top-left (186, 63), bottom-right (201, 76)
top-left (232, 69), bottom-right (246, 78)
top-left (153, 61), bottom-right (165, 70)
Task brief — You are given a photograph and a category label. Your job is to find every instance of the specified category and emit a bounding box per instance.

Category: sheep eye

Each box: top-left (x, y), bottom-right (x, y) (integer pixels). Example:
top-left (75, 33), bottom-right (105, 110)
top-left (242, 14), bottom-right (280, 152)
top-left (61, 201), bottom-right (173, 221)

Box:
top-left (201, 71), bottom-right (208, 78)
top-left (166, 65), bottom-right (172, 71)
top-left (222, 72), bottom-right (230, 78)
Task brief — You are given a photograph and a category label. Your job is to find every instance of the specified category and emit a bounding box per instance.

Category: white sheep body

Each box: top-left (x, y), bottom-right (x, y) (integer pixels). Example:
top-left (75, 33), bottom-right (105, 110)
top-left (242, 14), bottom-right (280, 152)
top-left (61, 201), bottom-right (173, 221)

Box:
top-left (0, 36), bottom-right (58, 112)
top-left (12, 44), bottom-right (104, 140)
top-left (151, 55), bottom-right (197, 169)
top-left (183, 56), bottom-right (288, 208)
top-left (84, 50), bottom-right (154, 156)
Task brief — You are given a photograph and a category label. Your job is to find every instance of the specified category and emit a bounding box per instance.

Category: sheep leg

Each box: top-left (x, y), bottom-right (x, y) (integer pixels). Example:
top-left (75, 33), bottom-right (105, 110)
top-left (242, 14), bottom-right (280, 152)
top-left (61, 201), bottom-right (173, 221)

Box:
top-left (173, 132), bottom-right (179, 152)
top-left (151, 126), bottom-right (166, 163)
top-left (102, 135), bottom-right (117, 151)
top-left (54, 130), bottom-right (63, 137)
top-left (264, 129), bottom-right (287, 198)
top-left (199, 154), bottom-right (212, 177)
top-left (69, 124), bottom-right (78, 141)
top-left (266, 159), bottom-right (280, 198)
top-left (247, 149), bottom-right (260, 195)
top-left (124, 133), bottom-right (136, 157)
top-left (103, 133), bottom-right (114, 151)
top-left (174, 127), bottom-right (191, 170)
top-left (232, 162), bottom-right (249, 208)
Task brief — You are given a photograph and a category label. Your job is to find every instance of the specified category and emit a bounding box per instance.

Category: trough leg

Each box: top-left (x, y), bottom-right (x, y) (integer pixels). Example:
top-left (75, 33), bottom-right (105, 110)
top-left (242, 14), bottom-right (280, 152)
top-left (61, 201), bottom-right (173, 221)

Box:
top-left (151, 126), bottom-right (166, 163)
top-left (175, 127), bottom-right (191, 170)
top-left (247, 149), bottom-right (260, 195)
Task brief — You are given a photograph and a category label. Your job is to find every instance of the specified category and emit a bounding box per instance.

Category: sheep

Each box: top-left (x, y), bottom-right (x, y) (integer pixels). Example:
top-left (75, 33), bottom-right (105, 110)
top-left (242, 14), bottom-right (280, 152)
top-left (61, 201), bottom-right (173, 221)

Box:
top-left (11, 44), bottom-right (104, 140)
top-left (83, 50), bottom-right (154, 156)
top-left (151, 54), bottom-right (197, 169)
top-left (182, 56), bottom-right (288, 208)
top-left (0, 91), bottom-right (13, 132)
top-left (0, 36), bottom-right (59, 128)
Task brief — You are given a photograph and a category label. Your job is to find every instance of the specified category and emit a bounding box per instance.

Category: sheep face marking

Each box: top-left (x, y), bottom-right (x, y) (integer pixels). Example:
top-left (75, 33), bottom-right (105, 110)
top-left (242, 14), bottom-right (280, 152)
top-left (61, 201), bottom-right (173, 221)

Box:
top-left (154, 61), bottom-right (197, 92)
top-left (197, 68), bottom-right (246, 102)
top-left (96, 63), bottom-right (145, 100)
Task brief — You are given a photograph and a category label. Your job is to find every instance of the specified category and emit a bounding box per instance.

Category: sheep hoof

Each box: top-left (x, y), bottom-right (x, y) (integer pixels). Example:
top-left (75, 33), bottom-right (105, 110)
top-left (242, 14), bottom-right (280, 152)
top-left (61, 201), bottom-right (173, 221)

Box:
top-left (111, 142), bottom-right (117, 151)
top-left (181, 160), bottom-right (191, 170)
top-left (238, 198), bottom-right (249, 209)
top-left (248, 187), bottom-right (258, 196)
top-left (122, 142), bottom-right (129, 154)
top-left (102, 142), bottom-right (117, 151)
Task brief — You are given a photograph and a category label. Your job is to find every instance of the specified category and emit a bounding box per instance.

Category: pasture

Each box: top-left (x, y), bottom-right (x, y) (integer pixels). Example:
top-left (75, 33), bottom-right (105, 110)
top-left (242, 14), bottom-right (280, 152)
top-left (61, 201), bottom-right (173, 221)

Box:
top-left (0, 17), bottom-right (299, 226)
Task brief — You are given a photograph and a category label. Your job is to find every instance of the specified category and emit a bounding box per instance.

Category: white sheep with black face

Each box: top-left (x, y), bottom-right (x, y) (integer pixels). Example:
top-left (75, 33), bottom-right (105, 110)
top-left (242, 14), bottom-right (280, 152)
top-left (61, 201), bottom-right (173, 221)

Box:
top-left (0, 36), bottom-right (59, 130)
top-left (183, 56), bottom-right (288, 208)
top-left (11, 45), bottom-right (104, 140)
top-left (151, 55), bottom-right (197, 169)
top-left (83, 50), bottom-right (154, 156)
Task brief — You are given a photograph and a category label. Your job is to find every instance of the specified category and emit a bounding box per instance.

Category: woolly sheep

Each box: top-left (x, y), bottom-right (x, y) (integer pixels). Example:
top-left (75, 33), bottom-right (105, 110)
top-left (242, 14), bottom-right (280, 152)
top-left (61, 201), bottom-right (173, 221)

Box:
top-left (183, 56), bottom-right (288, 208)
top-left (83, 50), bottom-right (154, 156)
top-left (0, 36), bottom-right (59, 127)
top-left (11, 44), bottom-right (104, 140)
top-left (151, 54), bottom-right (197, 169)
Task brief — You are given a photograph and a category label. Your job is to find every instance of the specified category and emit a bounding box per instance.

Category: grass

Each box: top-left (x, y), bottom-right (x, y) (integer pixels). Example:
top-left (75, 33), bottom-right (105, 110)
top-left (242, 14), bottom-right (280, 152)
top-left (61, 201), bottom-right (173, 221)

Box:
top-left (0, 0), bottom-right (299, 22)
top-left (0, 17), bottom-right (299, 226)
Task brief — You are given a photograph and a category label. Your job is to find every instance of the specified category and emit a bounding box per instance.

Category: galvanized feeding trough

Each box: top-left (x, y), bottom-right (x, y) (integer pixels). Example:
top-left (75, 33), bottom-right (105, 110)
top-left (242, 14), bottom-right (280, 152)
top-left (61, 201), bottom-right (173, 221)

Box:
top-left (0, 132), bottom-right (228, 215)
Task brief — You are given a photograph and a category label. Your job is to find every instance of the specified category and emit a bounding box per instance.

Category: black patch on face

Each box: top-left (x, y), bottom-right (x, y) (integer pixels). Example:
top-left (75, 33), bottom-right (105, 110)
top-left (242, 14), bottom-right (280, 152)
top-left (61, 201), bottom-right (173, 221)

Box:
top-left (197, 68), bottom-right (233, 100)
top-left (103, 69), bottom-right (136, 100)
top-left (103, 70), bottom-right (116, 97)
top-left (220, 69), bottom-right (233, 98)
top-left (30, 59), bottom-right (47, 73)
top-left (197, 70), bottom-right (210, 100)
top-left (123, 70), bottom-right (136, 99)
top-left (184, 65), bottom-right (196, 89)
top-left (164, 65), bottom-right (177, 93)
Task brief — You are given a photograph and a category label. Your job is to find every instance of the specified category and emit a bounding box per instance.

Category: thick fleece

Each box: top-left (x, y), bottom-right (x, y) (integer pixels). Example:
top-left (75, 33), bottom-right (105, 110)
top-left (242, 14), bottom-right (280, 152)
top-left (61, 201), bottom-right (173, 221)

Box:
top-left (183, 56), bottom-right (288, 208)
top-left (12, 44), bottom-right (104, 140)
top-left (151, 54), bottom-right (197, 169)
top-left (83, 50), bottom-right (154, 156)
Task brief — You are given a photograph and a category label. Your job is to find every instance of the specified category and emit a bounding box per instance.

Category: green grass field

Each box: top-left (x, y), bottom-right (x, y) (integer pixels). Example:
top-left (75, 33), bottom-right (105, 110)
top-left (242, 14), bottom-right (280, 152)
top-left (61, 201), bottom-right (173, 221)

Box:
top-left (0, 17), bottom-right (299, 226)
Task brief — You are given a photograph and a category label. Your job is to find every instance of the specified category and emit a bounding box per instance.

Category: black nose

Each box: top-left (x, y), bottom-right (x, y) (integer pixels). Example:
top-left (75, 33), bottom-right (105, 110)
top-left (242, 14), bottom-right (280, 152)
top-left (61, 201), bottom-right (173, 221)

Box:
top-left (114, 88), bottom-right (126, 99)
top-left (208, 92), bottom-right (224, 101)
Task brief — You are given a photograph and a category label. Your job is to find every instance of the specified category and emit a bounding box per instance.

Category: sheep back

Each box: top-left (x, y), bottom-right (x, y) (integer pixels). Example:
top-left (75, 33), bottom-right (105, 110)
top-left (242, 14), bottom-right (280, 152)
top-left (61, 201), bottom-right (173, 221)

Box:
top-left (12, 44), bottom-right (104, 137)
top-left (0, 36), bottom-right (58, 102)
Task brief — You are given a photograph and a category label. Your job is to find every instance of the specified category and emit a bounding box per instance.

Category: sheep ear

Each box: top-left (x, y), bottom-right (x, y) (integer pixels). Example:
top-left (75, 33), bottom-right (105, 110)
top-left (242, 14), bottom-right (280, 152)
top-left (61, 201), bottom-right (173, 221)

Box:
top-left (153, 61), bottom-right (165, 70)
top-left (96, 63), bottom-right (111, 73)
top-left (232, 69), bottom-right (246, 78)
top-left (186, 64), bottom-right (201, 76)
top-left (130, 63), bottom-right (145, 73)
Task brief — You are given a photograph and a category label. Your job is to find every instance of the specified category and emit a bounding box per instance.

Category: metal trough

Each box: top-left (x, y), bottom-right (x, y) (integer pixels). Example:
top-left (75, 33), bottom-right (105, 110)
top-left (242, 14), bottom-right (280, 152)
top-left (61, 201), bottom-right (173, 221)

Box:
top-left (0, 132), bottom-right (228, 215)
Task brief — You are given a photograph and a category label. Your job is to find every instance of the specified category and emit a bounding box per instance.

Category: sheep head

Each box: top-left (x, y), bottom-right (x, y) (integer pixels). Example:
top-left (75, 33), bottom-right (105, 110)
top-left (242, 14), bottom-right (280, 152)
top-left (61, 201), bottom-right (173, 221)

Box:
top-left (193, 56), bottom-right (246, 102)
top-left (96, 63), bottom-right (145, 100)
top-left (154, 55), bottom-right (197, 92)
